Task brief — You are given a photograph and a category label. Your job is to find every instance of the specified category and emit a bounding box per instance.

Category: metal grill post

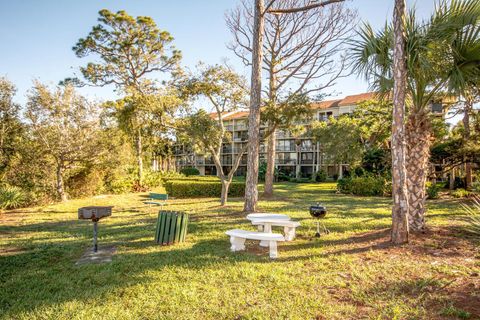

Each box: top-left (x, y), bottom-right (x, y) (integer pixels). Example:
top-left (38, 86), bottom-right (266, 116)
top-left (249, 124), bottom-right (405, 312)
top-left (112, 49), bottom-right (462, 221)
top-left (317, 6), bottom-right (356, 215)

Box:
top-left (93, 219), bottom-right (98, 252)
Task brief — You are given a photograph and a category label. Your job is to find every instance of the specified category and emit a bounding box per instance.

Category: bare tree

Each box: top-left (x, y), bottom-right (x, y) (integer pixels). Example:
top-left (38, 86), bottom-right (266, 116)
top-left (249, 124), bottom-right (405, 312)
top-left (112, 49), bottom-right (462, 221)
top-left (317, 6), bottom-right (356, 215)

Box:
top-left (391, 0), bottom-right (409, 244)
top-left (240, 0), bottom-right (265, 213)
top-left (227, 0), bottom-right (355, 197)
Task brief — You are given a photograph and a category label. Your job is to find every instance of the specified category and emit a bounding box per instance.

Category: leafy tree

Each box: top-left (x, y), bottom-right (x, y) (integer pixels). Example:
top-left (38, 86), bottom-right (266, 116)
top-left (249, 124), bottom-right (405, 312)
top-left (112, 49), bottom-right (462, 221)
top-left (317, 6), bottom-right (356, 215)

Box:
top-left (311, 115), bottom-right (364, 168)
top-left (311, 99), bottom-right (393, 173)
top-left (177, 64), bottom-right (249, 206)
top-left (73, 9), bottom-right (181, 185)
top-left (104, 88), bottom-right (182, 187)
top-left (0, 77), bottom-right (24, 181)
top-left (26, 82), bottom-right (103, 201)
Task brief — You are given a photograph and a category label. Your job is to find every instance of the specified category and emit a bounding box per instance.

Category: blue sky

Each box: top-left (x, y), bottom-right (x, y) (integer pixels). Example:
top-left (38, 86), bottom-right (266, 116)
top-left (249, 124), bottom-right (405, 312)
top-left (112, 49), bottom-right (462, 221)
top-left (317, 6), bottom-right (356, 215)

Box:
top-left (0, 0), bottom-right (436, 105)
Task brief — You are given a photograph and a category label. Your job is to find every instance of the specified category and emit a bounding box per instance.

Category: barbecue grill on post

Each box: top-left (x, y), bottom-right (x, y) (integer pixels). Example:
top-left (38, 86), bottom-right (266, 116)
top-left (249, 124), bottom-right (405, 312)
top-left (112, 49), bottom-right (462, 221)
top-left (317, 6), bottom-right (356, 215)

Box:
top-left (309, 203), bottom-right (329, 237)
top-left (78, 206), bottom-right (113, 252)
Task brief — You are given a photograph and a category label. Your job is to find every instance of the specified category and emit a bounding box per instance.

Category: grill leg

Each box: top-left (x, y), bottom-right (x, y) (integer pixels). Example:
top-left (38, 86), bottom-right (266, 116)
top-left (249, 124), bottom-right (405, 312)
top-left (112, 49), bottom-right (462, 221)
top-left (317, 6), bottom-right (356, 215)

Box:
top-left (315, 221), bottom-right (321, 237)
top-left (93, 220), bottom-right (98, 252)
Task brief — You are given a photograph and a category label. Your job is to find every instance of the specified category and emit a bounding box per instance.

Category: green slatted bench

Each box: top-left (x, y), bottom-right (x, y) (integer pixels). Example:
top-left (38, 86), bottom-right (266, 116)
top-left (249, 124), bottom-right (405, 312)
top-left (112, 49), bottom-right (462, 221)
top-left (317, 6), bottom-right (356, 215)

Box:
top-left (144, 193), bottom-right (168, 207)
top-left (154, 211), bottom-right (188, 245)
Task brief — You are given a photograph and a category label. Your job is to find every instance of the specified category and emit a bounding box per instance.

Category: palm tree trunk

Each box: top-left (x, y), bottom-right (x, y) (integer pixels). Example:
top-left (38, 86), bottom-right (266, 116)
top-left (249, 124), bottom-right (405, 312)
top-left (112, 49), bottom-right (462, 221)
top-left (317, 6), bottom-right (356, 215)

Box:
top-left (391, 0), bottom-right (409, 244)
top-left (244, 0), bottom-right (264, 213)
top-left (463, 97), bottom-right (472, 189)
top-left (406, 113), bottom-right (431, 231)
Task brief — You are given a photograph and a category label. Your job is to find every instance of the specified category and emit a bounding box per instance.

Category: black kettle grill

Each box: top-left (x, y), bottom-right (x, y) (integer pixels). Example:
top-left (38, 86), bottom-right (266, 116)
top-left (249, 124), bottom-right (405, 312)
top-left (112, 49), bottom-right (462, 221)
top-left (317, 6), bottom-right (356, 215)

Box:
top-left (309, 203), bottom-right (329, 237)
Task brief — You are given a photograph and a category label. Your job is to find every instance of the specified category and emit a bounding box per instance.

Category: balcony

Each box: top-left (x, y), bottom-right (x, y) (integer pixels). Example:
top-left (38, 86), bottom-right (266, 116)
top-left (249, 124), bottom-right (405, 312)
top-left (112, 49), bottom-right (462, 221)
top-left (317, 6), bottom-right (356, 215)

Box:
top-left (276, 159), bottom-right (297, 165)
top-left (300, 159), bottom-right (314, 164)
top-left (235, 125), bottom-right (247, 131)
top-left (276, 146), bottom-right (296, 152)
top-left (300, 146), bottom-right (315, 151)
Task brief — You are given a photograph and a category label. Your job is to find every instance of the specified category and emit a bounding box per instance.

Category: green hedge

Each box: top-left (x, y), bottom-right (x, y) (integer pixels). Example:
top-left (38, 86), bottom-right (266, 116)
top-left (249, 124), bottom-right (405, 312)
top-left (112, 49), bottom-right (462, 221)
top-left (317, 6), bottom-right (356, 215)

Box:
top-left (164, 180), bottom-right (245, 198)
top-left (337, 176), bottom-right (391, 197)
top-left (161, 176), bottom-right (219, 183)
top-left (180, 167), bottom-right (200, 176)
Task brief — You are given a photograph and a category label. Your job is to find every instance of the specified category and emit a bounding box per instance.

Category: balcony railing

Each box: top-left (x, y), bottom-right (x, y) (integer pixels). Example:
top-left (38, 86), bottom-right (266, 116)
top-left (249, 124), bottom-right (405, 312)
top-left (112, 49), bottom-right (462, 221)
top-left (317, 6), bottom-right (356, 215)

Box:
top-left (300, 146), bottom-right (315, 151)
top-left (276, 159), bottom-right (297, 165)
top-left (235, 125), bottom-right (247, 131)
top-left (276, 146), bottom-right (296, 152)
top-left (300, 159), bottom-right (314, 164)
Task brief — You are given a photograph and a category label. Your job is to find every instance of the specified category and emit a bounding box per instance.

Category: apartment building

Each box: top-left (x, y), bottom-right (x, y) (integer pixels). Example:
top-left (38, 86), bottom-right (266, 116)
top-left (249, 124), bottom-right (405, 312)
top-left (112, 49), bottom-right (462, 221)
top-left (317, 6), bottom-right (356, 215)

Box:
top-left (173, 92), bottom-right (445, 178)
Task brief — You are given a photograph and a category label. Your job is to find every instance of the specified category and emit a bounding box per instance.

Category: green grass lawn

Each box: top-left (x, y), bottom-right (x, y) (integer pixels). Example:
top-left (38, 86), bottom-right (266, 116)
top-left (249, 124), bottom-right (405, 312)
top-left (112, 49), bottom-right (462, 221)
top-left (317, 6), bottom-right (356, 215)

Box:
top-left (1, 182), bottom-right (479, 319)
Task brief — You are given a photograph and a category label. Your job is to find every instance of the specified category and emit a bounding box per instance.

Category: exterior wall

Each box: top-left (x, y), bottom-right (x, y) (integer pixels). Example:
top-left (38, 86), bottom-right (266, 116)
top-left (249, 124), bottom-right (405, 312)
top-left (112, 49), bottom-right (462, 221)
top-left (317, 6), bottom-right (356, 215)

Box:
top-left (174, 104), bottom-right (354, 179)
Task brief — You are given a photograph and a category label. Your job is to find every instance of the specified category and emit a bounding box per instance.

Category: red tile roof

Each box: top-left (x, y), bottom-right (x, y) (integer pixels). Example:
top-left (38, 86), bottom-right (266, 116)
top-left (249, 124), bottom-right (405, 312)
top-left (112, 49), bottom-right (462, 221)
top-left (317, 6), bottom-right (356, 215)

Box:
top-left (310, 99), bottom-right (341, 110)
top-left (206, 92), bottom-right (381, 121)
top-left (223, 111), bottom-right (249, 120)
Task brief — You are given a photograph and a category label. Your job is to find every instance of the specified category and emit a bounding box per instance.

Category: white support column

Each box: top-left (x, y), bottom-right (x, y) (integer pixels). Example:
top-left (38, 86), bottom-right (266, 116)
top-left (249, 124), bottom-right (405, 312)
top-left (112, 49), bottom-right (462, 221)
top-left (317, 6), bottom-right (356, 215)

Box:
top-left (230, 237), bottom-right (246, 252)
top-left (259, 223), bottom-right (272, 247)
top-left (284, 226), bottom-right (296, 241)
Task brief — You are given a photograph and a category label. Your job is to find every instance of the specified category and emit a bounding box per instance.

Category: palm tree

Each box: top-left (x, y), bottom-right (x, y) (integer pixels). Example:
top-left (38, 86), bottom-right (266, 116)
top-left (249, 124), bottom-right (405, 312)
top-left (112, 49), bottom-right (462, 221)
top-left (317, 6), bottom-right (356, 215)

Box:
top-left (445, 18), bottom-right (480, 189)
top-left (351, 0), bottom-right (480, 231)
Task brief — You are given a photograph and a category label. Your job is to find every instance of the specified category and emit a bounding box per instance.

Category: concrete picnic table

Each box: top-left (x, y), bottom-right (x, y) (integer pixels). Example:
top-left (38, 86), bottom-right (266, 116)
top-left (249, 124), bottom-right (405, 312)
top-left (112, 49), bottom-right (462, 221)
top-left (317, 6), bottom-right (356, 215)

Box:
top-left (246, 213), bottom-right (291, 247)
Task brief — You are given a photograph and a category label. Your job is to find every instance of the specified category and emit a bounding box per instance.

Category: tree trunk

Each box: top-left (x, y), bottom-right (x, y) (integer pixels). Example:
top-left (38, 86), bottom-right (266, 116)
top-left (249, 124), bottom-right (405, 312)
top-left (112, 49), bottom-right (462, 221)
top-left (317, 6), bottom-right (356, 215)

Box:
top-left (406, 113), bottom-right (431, 232)
top-left (136, 128), bottom-right (143, 185)
top-left (56, 164), bottom-right (67, 202)
top-left (244, 0), bottom-right (264, 213)
top-left (391, 0), bottom-right (409, 244)
top-left (264, 126), bottom-right (276, 197)
top-left (449, 166), bottom-right (456, 190)
top-left (463, 98), bottom-right (472, 189)
top-left (221, 180), bottom-right (230, 206)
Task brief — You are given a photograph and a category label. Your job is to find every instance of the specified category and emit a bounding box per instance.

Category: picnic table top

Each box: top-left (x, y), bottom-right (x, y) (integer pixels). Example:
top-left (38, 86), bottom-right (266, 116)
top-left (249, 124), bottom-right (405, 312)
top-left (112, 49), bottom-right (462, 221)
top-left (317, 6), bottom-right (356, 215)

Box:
top-left (246, 213), bottom-right (290, 221)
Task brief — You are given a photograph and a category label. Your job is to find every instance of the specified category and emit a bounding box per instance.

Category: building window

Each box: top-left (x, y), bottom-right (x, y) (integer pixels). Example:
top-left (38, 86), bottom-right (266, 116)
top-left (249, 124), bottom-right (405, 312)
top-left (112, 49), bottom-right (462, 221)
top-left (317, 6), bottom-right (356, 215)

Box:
top-left (319, 111), bottom-right (333, 121)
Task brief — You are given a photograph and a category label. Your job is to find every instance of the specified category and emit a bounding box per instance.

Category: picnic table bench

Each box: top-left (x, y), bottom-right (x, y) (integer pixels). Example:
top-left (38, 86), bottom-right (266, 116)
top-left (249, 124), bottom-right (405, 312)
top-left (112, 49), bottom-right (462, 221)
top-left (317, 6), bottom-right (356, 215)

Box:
top-left (225, 229), bottom-right (285, 259)
top-left (144, 193), bottom-right (168, 207)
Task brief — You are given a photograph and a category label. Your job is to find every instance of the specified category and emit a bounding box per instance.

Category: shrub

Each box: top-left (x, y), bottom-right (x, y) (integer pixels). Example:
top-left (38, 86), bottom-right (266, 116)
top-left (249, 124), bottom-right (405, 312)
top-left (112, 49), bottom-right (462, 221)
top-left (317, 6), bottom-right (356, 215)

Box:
top-left (161, 176), bottom-right (219, 184)
top-left (108, 176), bottom-right (135, 194)
top-left (454, 176), bottom-right (466, 189)
top-left (164, 181), bottom-right (245, 198)
top-left (289, 177), bottom-right (311, 183)
top-left (426, 182), bottom-right (440, 199)
top-left (0, 185), bottom-right (27, 210)
top-left (451, 188), bottom-right (471, 198)
top-left (276, 170), bottom-right (291, 182)
top-left (472, 181), bottom-right (480, 193)
top-left (337, 176), bottom-right (389, 197)
top-left (66, 168), bottom-right (105, 198)
top-left (461, 195), bottom-right (480, 236)
top-left (180, 167), bottom-right (200, 176)
top-left (313, 170), bottom-right (327, 182)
